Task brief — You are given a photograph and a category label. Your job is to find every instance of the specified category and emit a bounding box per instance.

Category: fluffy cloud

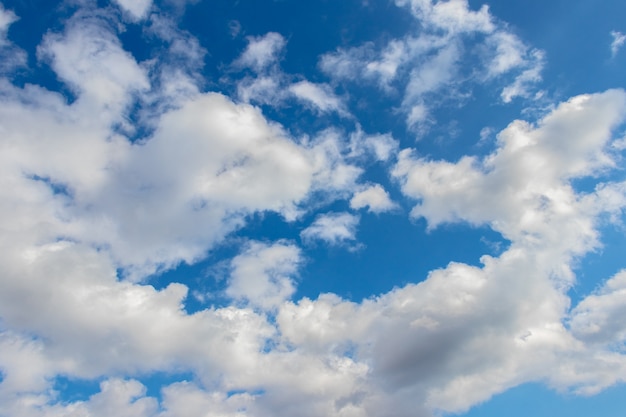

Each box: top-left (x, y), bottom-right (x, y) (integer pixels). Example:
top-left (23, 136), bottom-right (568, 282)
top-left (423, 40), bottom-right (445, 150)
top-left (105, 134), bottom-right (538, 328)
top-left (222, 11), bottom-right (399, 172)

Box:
top-left (570, 270), bottom-right (626, 345)
top-left (114, 0), bottom-right (153, 21)
top-left (2, 2), bottom-right (626, 417)
top-left (234, 32), bottom-right (286, 72)
top-left (350, 184), bottom-right (397, 213)
top-left (393, 89), bottom-right (626, 244)
top-left (226, 241), bottom-right (302, 310)
top-left (1, 9), bottom-right (366, 279)
top-left (348, 128), bottom-right (399, 162)
top-left (278, 91), bottom-right (626, 415)
top-left (320, 0), bottom-right (544, 126)
top-left (301, 212), bottom-right (360, 246)
top-left (233, 33), bottom-right (350, 118)
top-left (289, 80), bottom-right (347, 115)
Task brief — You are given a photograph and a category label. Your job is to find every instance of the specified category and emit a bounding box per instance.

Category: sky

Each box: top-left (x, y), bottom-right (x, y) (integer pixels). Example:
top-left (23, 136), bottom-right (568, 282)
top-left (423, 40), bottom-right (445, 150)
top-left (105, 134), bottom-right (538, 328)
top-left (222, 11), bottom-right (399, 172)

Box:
top-left (0, 0), bottom-right (626, 416)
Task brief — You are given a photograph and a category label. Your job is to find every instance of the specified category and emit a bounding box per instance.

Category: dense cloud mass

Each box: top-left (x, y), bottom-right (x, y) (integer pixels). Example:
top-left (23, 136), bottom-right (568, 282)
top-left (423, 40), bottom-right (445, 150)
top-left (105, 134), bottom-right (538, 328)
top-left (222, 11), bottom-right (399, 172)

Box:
top-left (0, 0), bottom-right (625, 416)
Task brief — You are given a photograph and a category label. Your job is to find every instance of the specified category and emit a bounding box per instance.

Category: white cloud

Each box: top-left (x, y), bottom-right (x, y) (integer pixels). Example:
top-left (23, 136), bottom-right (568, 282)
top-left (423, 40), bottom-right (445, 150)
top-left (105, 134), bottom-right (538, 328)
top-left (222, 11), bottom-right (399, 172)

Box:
top-left (234, 32), bottom-right (286, 72)
top-left (320, 0), bottom-right (543, 126)
top-left (393, 89), bottom-right (626, 243)
top-left (238, 75), bottom-right (285, 104)
top-left (395, 0), bottom-right (494, 35)
top-left (348, 128), bottom-right (399, 162)
top-left (350, 184), bottom-right (397, 213)
top-left (37, 11), bottom-right (150, 120)
top-left (319, 43), bottom-right (375, 82)
top-left (570, 270), bottom-right (626, 345)
top-left (486, 31), bottom-right (528, 77)
top-left (0, 5), bottom-right (26, 72)
top-left (611, 30), bottom-right (626, 57)
top-left (226, 241), bottom-right (302, 310)
top-left (159, 382), bottom-right (257, 417)
top-left (365, 39), bottom-right (408, 86)
top-left (289, 80), bottom-right (346, 115)
top-left (301, 212), bottom-right (360, 246)
top-left (406, 103), bottom-right (430, 129)
top-left (403, 41), bottom-right (460, 103)
top-left (0, 4), bottom-right (17, 44)
top-left (113, 0), bottom-right (153, 21)
top-left (500, 50), bottom-right (544, 103)
top-left (2, 3), bottom-right (626, 417)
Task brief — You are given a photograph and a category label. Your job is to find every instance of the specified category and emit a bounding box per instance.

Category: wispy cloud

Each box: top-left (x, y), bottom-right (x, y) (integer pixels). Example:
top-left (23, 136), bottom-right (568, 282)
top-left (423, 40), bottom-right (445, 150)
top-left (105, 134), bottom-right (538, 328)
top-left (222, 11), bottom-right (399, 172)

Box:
top-left (611, 30), bottom-right (626, 57)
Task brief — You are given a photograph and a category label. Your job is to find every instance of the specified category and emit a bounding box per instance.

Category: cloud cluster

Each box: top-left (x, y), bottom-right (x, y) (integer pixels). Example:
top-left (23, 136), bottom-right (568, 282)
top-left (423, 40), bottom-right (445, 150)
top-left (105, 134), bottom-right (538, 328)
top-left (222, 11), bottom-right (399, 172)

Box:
top-left (320, 0), bottom-right (544, 128)
top-left (0, 1), bottom-right (626, 417)
top-left (235, 32), bottom-right (349, 116)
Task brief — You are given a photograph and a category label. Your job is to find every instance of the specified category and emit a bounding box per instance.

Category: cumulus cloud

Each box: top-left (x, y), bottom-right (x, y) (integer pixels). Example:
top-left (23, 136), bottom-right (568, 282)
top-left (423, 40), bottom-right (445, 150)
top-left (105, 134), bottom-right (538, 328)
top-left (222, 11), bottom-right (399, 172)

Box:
top-left (301, 212), bottom-right (360, 246)
top-left (320, 0), bottom-right (544, 125)
top-left (289, 80), bottom-right (347, 115)
top-left (234, 32), bottom-right (286, 72)
top-left (226, 241), bottom-right (302, 310)
top-left (346, 128), bottom-right (399, 163)
top-left (37, 10), bottom-right (150, 119)
top-left (393, 89), bottom-right (626, 243)
top-left (113, 0), bottom-right (153, 21)
top-left (233, 33), bottom-right (352, 118)
top-left (350, 184), bottom-right (397, 213)
top-left (277, 90), bottom-right (626, 415)
top-left (0, 11), bottom-right (364, 279)
top-left (570, 270), bottom-right (626, 345)
top-left (2, 2), bottom-right (626, 417)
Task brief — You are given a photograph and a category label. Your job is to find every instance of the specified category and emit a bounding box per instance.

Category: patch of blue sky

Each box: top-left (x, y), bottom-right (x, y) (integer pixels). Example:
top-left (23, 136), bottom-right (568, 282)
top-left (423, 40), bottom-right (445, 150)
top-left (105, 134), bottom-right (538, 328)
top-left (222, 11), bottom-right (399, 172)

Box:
top-left (462, 382), bottom-right (626, 417)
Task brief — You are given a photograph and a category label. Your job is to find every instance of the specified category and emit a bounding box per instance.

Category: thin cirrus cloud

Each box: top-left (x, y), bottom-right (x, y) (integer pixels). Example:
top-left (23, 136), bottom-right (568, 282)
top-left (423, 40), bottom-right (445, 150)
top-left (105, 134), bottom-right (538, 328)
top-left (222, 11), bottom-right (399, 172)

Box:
top-left (611, 30), bottom-right (626, 57)
top-left (0, 0), bottom-right (625, 417)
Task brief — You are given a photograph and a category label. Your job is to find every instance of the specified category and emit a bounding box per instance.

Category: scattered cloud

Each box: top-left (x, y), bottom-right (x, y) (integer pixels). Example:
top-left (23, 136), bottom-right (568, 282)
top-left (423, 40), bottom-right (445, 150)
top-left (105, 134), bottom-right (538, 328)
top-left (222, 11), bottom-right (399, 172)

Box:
top-left (0, 5), bottom-right (26, 71)
top-left (348, 128), bottom-right (399, 162)
top-left (289, 80), bottom-right (347, 115)
top-left (226, 241), bottom-right (301, 310)
top-left (611, 30), bottom-right (626, 57)
top-left (393, 89), bottom-right (626, 240)
top-left (229, 19), bottom-right (242, 38)
top-left (113, 0), bottom-right (153, 21)
top-left (570, 270), bottom-right (626, 345)
top-left (0, 4), bottom-right (17, 43)
top-left (234, 32), bottom-right (286, 72)
top-left (301, 212), bottom-right (360, 246)
top-left (1, 1), bottom-right (626, 417)
top-left (320, 0), bottom-right (544, 125)
top-left (350, 184), bottom-right (397, 213)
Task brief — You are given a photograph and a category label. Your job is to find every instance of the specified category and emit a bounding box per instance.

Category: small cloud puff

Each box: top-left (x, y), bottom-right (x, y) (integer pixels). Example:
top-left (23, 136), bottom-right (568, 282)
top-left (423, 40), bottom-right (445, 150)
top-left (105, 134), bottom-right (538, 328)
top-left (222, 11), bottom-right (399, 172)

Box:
top-left (234, 32), bottom-right (286, 72)
top-left (113, 0), bottom-right (153, 21)
top-left (226, 241), bottom-right (301, 310)
top-left (300, 212), bottom-right (360, 247)
top-left (350, 184), bottom-right (397, 213)
top-left (289, 80), bottom-right (347, 115)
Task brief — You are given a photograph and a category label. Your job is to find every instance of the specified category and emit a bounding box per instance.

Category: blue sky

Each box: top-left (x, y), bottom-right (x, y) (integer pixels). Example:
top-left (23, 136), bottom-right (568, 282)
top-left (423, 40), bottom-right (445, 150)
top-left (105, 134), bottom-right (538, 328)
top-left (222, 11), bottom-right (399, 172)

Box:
top-left (0, 0), bottom-right (625, 416)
